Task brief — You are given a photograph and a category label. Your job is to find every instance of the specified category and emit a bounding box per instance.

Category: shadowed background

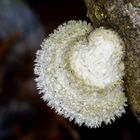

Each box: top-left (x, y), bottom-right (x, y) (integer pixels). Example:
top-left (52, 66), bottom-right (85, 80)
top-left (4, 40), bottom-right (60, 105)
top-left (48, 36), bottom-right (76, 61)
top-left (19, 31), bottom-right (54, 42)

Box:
top-left (0, 0), bottom-right (139, 140)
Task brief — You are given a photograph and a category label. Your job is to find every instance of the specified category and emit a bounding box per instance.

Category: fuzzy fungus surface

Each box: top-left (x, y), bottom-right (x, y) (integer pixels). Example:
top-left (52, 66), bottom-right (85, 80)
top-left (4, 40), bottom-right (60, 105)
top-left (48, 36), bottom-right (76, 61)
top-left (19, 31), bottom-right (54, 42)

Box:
top-left (34, 20), bottom-right (127, 128)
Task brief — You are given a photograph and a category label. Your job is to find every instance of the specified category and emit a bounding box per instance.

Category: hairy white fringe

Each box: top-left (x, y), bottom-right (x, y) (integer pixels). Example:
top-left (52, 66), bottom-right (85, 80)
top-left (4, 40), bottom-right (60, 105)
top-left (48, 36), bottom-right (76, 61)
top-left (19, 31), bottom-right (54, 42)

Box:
top-left (34, 20), bottom-right (127, 128)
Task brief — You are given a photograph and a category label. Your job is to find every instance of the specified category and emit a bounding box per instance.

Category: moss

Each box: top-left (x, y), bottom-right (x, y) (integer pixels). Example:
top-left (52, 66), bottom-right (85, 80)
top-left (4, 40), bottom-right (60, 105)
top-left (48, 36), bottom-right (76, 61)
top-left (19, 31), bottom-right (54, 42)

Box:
top-left (85, 0), bottom-right (108, 28)
top-left (84, 0), bottom-right (140, 122)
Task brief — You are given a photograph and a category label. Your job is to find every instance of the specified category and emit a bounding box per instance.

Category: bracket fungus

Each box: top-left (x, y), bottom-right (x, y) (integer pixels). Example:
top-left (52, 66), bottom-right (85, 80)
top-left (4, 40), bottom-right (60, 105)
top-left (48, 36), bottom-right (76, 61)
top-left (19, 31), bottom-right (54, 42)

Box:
top-left (34, 21), bottom-right (127, 128)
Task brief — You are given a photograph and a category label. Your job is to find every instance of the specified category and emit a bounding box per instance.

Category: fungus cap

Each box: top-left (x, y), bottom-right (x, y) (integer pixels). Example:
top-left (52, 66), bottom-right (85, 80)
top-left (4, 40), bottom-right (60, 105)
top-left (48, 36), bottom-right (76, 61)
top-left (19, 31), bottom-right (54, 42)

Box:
top-left (34, 20), bottom-right (127, 128)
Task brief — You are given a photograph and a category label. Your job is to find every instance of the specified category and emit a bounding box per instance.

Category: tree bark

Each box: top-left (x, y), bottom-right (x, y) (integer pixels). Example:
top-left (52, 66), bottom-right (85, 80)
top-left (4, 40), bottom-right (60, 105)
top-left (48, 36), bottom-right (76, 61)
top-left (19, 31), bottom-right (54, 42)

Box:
top-left (84, 0), bottom-right (140, 122)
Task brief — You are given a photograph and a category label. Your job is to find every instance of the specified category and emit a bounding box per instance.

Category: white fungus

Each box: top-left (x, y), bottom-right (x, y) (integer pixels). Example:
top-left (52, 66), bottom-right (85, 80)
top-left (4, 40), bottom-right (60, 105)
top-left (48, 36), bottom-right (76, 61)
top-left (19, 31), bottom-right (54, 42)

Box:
top-left (34, 20), bottom-right (127, 128)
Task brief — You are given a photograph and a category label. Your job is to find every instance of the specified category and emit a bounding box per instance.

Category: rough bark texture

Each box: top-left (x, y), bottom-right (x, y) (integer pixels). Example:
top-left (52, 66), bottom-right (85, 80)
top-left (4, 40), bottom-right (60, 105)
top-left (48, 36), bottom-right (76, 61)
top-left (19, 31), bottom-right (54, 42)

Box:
top-left (84, 0), bottom-right (140, 122)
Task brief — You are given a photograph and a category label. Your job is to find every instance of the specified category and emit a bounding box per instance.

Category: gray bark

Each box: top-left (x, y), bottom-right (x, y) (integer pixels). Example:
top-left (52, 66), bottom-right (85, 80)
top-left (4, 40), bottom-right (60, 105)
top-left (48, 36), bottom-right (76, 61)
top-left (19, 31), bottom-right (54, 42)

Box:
top-left (84, 0), bottom-right (140, 122)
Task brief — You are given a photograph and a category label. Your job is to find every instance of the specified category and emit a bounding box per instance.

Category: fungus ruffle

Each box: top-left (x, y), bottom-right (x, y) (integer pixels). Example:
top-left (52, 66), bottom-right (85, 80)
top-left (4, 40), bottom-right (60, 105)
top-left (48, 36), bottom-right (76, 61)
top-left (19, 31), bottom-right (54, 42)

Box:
top-left (34, 20), bottom-right (127, 128)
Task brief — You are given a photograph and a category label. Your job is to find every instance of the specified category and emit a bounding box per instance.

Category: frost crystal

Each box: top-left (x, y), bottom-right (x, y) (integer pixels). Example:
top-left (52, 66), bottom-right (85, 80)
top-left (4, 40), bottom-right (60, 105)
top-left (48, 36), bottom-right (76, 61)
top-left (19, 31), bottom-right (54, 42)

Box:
top-left (34, 20), bottom-right (127, 128)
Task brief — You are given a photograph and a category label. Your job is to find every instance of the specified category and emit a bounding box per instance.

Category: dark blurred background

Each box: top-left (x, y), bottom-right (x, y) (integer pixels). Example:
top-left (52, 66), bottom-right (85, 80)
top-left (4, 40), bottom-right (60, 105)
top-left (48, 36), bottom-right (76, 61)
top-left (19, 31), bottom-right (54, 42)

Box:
top-left (0, 0), bottom-right (139, 140)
